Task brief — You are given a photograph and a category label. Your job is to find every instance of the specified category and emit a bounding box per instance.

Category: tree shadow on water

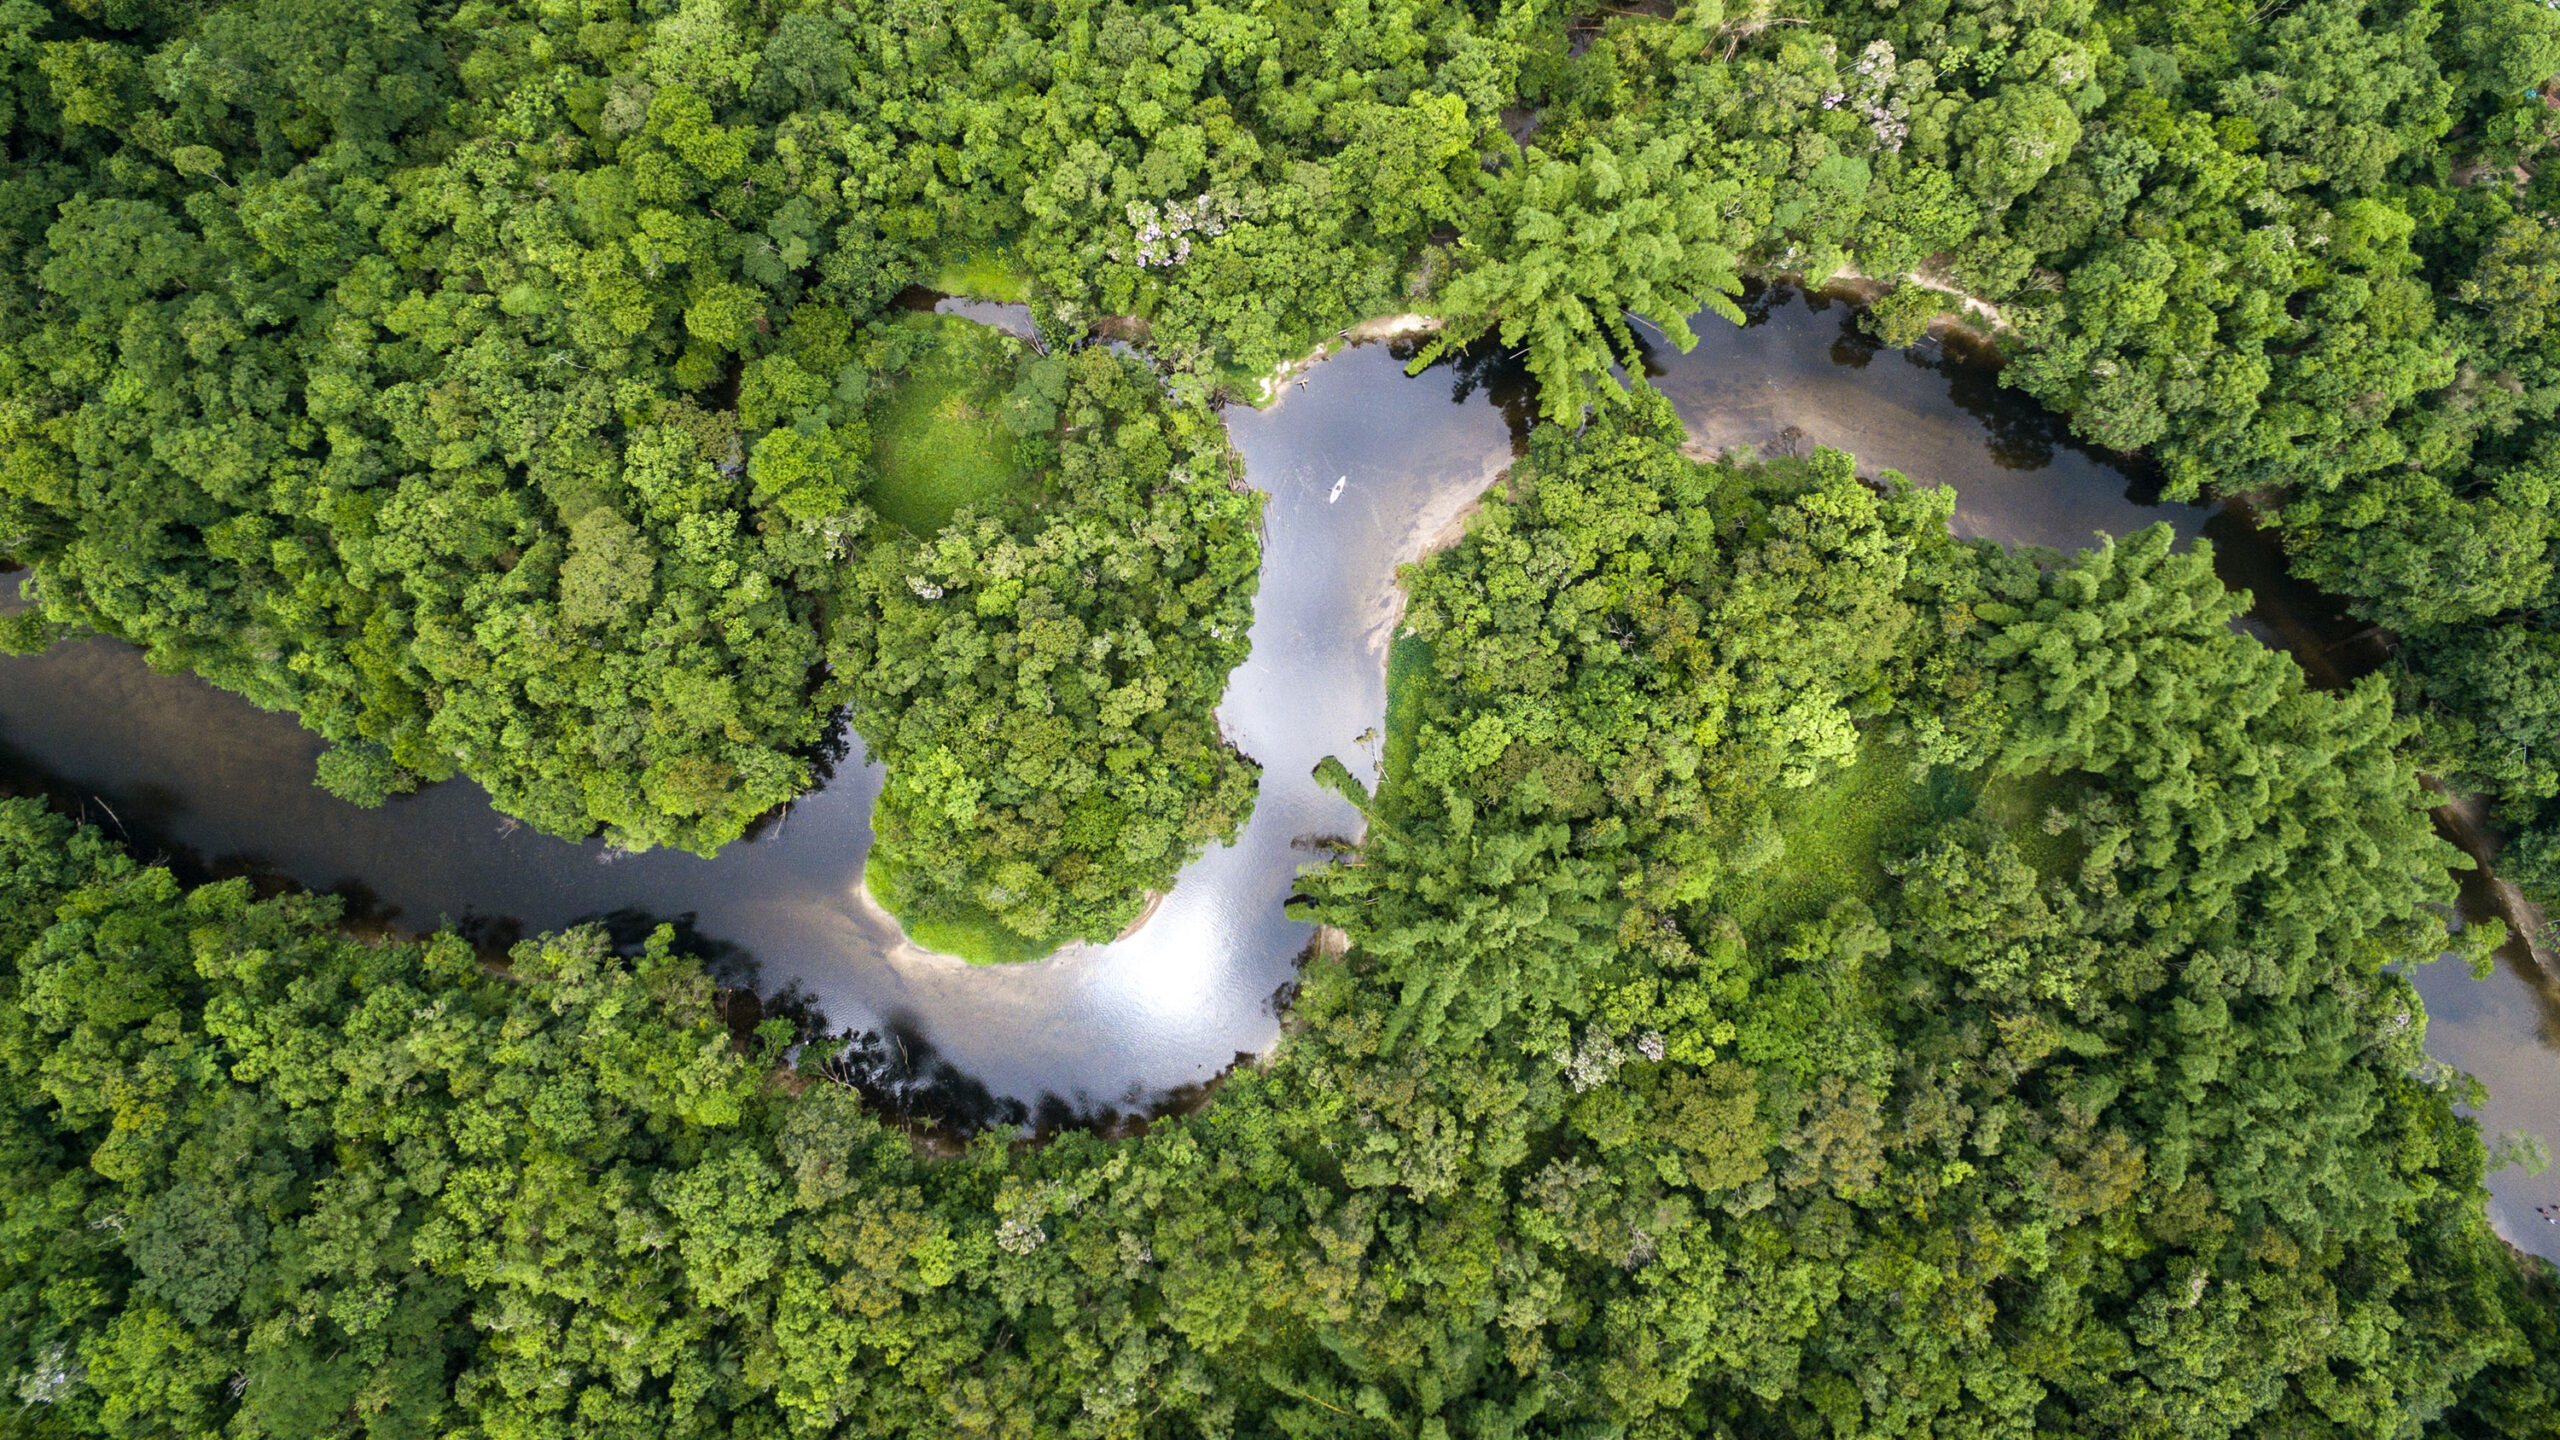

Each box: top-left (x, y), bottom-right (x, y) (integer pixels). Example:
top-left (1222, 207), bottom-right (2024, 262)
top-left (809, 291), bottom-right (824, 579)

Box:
top-left (0, 727), bottom-right (228, 882)
top-left (449, 912), bottom-right (526, 958)
top-left (1900, 333), bottom-right (2073, 473)
top-left (812, 1016), bottom-right (1032, 1138)
top-left (1736, 278), bottom-right (1794, 326)
top-left (729, 714), bottom-right (861, 845)
top-left (802, 1012), bottom-right (1260, 1145)
top-left (1829, 313), bottom-right (1885, 370)
top-left (1414, 337), bottom-right (1539, 447)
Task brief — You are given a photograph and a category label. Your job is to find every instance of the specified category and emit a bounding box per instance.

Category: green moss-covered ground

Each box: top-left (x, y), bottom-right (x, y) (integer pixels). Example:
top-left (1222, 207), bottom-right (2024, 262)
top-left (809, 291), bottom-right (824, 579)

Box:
top-left (867, 320), bottom-right (1033, 534)
top-left (1972, 765), bottom-right (2087, 880)
top-left (930, 252), bottom-right (1034, 304)
top-left (1719, 737), bottom-right (1941, 934)
top-left (1719, 736), bottom-right (2075, 936)
top-left (864, 853), bottom-right (1057, 966)
top-left (1381, 631), bottom-right (1434, 789)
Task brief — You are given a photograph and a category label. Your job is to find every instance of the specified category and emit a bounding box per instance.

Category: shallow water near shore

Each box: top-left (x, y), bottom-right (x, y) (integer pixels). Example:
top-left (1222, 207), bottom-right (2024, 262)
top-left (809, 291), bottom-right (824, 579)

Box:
top-left (1, 285), bottom-right (2553, 1255)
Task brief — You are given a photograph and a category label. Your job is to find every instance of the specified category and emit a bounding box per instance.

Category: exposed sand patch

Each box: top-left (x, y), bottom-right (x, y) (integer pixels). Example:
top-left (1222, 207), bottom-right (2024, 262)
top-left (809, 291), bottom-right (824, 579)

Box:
top-left (1820, 265), bottom-right (2010, 340)
top-left (1421, 489), bottom-right (1488, 558)
top-left (1113, 890), bottom-right (1168, 942)
top-left (1366, 470), bottom-right (1506, 652)
top-left (1256, 313), bottom-right (1449, 405)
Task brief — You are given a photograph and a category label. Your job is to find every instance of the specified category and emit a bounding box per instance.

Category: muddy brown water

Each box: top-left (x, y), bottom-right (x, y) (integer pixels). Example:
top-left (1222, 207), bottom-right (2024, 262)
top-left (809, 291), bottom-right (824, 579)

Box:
top-left (1, 285), bottom-right (2552, 1257)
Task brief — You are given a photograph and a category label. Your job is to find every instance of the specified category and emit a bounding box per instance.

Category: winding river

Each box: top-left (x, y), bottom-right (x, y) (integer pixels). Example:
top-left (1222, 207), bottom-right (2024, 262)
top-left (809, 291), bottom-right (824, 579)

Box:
top-left (3, 285), bottom-right (2555, 1255)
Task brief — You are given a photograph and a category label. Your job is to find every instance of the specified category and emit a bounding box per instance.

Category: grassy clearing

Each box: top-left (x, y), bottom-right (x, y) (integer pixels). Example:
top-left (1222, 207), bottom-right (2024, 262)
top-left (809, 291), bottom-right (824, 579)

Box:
top-left (1722, 737), bottom-right (1940, 935)
top-left (869, 323), bottom-right (1029, 534)
top-left (1380, 631), bottom-right (1435, 793)
top-left (931, 252), bottom-right (1034, 304)
top-left (1973, 766), bottom-right (2084, 878)
top-left (1721, 736), bottom-right (2077, 936)
top-left (865, 853), bottom-right (1057, 966)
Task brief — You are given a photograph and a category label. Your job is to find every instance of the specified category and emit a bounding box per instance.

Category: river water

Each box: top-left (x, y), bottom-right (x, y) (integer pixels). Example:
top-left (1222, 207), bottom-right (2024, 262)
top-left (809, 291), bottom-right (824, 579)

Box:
top-left (2, 285), bottom-right (2553, 1251)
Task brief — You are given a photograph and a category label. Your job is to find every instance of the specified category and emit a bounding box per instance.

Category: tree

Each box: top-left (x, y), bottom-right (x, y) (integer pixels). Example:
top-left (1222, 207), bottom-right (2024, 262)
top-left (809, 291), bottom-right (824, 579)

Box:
top-left (1954, 84), bottom-right (2083, 208)
top-left (1411, 135), bottom-right (1745, 423)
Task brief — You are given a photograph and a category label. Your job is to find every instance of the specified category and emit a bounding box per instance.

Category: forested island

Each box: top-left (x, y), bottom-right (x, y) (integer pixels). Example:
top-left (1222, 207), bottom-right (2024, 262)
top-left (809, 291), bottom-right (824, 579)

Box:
top-left (5, 0), bottom-right (2560, 1435)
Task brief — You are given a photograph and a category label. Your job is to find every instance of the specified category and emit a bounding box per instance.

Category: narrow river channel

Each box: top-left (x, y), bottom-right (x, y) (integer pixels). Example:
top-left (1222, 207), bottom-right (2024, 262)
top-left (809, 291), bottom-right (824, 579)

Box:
top-left (3, 284), bottom-right (2554, 1254)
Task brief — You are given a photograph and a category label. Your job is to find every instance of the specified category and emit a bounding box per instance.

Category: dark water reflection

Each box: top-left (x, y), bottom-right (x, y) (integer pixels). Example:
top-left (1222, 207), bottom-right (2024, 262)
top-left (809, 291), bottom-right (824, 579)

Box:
top-left (0, 287), bottom-right (2551, 1255)
top-left (2414, 842), bottom-right (2560, 1262)
top-left (1630, 285), bottom-right (2392, 686)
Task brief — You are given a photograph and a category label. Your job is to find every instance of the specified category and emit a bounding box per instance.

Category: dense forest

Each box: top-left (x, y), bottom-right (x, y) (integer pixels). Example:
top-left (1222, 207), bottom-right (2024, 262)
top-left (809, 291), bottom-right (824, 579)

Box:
top-left (3, 411), bottom-right (2556, 1436)
top-left (4, 0), bottom-right (2560, 1434)
top-left (12, 0), bottom-right (2560, 897)
top-left (837, 316), bottom-right (1264, 957)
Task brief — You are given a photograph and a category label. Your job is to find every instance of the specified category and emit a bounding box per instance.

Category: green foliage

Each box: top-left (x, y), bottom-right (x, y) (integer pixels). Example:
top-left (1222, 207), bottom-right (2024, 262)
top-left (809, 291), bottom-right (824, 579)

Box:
top-left (862, 854), bottom-right (1056, 967)
top-left (0, 1), bottom-right (1311, 913)
top-left (1286, 417), bottom-right (2522, 1438)
top-left (1861, 281), bottom-right (1949, 347)
top-left (0, 412), bottom-right (2551, 1437)
top-left (0, 795), bottom-right (806, 1440)
top-left (0, 610), bottom-right (52, 656)
top-left (311, 741), bottom-right (411, 809)
top-left (1954, 84), bottom-right (2083, 207)
top-left (1413, 136), bottom-right (1746, 422)
top-left (864, 318), bottom-right (1036, 535)
top-left (1321, 399), bottom-right (1958, 1051)
top-left (23, 0), bottom-right (2557, 916)
top-left (2, 3), bottom-right (2559, 1433)
top-left (838, 340), bottom-right (1262, 951)
top-left (1713, 735), bottom-right (1946, 933)
top-left (930, 253), bottom-right (1034, 305)
top-left (1309, 754), bottom-right (1372, 813)
top-left (0, 2), bottom-right (855, 856)
top-left (1379, 629), bottom-right (1436, 788)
